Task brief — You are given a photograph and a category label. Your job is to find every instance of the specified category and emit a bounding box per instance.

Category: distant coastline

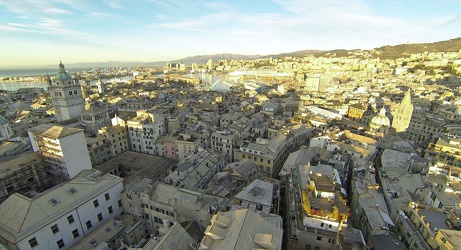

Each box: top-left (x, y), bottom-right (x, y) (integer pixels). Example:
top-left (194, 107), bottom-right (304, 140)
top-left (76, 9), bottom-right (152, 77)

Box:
top-left (0, 67), bottom-right (90, 78)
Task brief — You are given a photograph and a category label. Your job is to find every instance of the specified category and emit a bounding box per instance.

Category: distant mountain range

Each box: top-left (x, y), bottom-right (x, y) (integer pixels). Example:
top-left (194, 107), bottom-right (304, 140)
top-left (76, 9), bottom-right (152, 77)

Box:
top-left (314, 37), bottom-right (461, 59)
top-left (63, 37), bottom-right (461, 68)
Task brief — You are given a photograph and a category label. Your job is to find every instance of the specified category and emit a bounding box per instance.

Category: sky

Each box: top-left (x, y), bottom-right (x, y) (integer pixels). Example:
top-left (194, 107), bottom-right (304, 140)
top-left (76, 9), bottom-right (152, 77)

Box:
top-left (1, 0), bottom-right (461, 68)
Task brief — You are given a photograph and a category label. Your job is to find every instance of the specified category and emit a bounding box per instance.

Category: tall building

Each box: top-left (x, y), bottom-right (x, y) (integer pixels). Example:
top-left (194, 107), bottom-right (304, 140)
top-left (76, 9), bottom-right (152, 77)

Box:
top-left (211, 131), bottom-right (236, 163)
top-left (48, 61), bottom-right (85, 122)
top-left (127, 110), bottom-right (166, 154)
top-left (27, 124), bottom-right (92, 183)
top-left (392, 88), bottom-right (413, 133)
top-left (98, 124), bottom-right (129, 157)
top-left (207, 58), bottom-right (214, 71)
top-left (286, 164), bottom-right (349, 250)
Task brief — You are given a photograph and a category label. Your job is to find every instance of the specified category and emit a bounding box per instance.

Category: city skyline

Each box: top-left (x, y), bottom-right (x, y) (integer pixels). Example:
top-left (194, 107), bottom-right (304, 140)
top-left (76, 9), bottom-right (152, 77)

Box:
top-left (1, 0), bottom-right (461, 68)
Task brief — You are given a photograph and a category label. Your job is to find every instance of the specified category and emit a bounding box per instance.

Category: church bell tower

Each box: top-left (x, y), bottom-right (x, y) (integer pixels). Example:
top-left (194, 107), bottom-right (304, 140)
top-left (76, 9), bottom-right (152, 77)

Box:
top-left (391, 88), bottom-right (413, 133)
top-left (48, 61), bottom-right (85, 122)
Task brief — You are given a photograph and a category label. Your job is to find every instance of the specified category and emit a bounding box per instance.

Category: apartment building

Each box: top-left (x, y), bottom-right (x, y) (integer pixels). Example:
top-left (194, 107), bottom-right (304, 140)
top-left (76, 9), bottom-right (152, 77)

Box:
top-left (234, 134), bottom-right (289, 177)
top-left (233, 179), bottom-right (276, 216)
top-left (27, 124), bottom-right (92, 183)
top-left (165, 149), bottom-right (226, 189)
top-left (0, 169), bottom-right (124, 250)
top-left (155, 133), bottom-right (200, 162)
top-left (211, 131), bottom-right (236, 163)
top-left (286, 164), bottom-right (349, 250)
top-left (405, 113), bottom-right (444, 145)
top-left (98, 124), bottom-right (129, 157)
top-left (424, 134), bottom-right (461, 169)
top-left (122, 180), bottom-right (227, 232)
top-left (127, 110), bottom-right (166, 155)
top-left (86, 135), bottom-right (111, 165)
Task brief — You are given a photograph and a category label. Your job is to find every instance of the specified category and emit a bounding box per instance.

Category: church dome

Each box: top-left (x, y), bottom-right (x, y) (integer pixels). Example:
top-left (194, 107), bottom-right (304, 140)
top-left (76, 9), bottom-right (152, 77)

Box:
top-left (55, 61), bottom-right (72, 81)
top-left (370, 107), bottom-right (390, 128)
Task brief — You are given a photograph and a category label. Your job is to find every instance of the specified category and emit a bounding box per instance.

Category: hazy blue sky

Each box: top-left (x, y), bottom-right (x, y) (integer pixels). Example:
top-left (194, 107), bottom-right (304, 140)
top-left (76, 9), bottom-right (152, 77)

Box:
top-left (1, 0), bottom-right (460, 67)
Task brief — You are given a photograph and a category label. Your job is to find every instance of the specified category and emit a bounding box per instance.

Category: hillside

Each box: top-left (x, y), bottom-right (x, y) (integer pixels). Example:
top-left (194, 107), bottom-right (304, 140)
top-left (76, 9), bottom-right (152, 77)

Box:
top-left (176, 53), bottom-right (261, 65)
top-left (372, 37), bottom-right (461, 59)
top-left (169, 38), bottom-right (461, 64)
top-left (60, 37), bottom-right (461, 68)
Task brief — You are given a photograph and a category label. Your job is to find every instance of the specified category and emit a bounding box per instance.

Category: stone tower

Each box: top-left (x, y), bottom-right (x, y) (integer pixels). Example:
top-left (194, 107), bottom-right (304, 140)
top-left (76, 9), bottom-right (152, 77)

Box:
top-left (392, 88), bottom-right (413, 133)
top-left (48, 61), bottom-right (85, 122)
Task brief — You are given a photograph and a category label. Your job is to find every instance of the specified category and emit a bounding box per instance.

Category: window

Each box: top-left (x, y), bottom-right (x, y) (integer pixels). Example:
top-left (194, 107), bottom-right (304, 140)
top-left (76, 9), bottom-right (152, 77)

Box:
top-left (118, 199), bottom-right (123, 207)
top-left (72, 229), bottom-right (79, 238)
top-left (86, 220), bottom-right (92, 229)
top-left (5, 185), bottom-right (14, 194)
top-left (154, 216), bottom-right (163, 224)
top-left (57, 239), bottom-right (65, 249)
top-left (305, 244), bottom-right (311, 250)
top-left (97, 213), bottom-right (103, 221)
top-left (67, 215), bottom-right (75, 224)
top-left (320, 222), bottom-right (324, 227)
top-left (93, 199), bottom-right (99, 208)
top-left (316, 236), bottom-right (322, 241)
top-left (51, 224), bottom-right (59, 234)
top-left (108, 206), bottom-right (113, 214)
top-left (28, 237), bottom-right (38, 248)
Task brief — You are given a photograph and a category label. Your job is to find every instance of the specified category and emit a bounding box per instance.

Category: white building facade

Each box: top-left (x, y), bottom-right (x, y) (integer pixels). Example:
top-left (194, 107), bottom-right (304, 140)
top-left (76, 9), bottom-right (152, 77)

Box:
top-left (27, 124), bottom-right (92, 182)
top-left (127, 110), bottom-right (166, 155)
top-left (0, 170), bottom-right (124, 250)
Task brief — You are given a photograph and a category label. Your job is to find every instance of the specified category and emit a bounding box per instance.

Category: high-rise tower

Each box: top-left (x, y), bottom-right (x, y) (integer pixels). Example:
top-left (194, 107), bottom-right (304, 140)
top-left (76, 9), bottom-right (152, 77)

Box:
top-left (392, 88), bottom-right (413, 133)
top-left (48, 61), bottom-right (85, 122)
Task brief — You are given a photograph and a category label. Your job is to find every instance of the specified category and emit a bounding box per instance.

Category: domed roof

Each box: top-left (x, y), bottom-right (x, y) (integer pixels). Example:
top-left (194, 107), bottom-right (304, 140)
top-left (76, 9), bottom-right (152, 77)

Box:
top-left (370, 107), bottom-right (390, 128)
top-left (55, 61), bottom-right (72, 81)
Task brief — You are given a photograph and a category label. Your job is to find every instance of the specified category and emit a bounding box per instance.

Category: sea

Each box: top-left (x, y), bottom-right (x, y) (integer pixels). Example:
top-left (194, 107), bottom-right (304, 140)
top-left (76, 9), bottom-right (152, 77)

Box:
top-left (0, 67), bottom-right (122, 91)
top-left (0, 67), bottom-right (90, 78)
top-left (0, 68), bottom-right (232, 92)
